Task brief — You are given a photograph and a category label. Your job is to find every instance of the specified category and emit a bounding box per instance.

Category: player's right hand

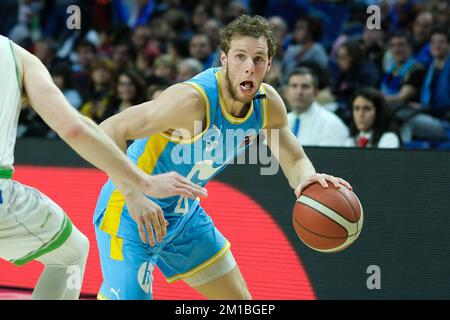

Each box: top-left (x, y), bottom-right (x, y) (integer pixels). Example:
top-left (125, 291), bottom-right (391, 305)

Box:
top-left (143, 172), bottom-right (208, 199)
top-left (125, 192), bottom-right (168, 246)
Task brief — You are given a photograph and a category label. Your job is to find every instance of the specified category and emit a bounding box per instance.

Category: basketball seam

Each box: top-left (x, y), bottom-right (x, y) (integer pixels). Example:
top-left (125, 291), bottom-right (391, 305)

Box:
top-left (335, 188), bottom-right (358, 223)
top-left (300, 190), bottom-right (357, 224)
top-left (292, 214), bottom-right (348, 240)
top-left (295, 198), bottom-right (361, 237)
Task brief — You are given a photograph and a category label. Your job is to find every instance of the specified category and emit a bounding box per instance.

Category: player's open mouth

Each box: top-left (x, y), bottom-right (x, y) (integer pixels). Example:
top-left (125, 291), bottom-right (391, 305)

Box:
top-left (240, 81), bottom-right (254, 92)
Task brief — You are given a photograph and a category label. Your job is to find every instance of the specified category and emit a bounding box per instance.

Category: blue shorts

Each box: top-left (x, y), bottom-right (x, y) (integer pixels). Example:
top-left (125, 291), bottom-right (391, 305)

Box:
top-left (95, 205), bottom-right (231, 300)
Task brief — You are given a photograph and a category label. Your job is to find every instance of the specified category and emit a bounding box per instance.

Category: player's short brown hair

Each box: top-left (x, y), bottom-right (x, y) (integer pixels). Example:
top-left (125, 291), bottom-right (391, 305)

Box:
top-left (220, 15), bottom-right (276, 59)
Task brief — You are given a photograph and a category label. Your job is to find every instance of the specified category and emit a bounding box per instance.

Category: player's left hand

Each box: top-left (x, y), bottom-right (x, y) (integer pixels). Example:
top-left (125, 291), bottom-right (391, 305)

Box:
top-left (295, 173), bottom-right (352, 198)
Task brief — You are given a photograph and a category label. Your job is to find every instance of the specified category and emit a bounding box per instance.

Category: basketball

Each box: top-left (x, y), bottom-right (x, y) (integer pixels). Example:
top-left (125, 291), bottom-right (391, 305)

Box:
top-left (292, 182), bottom-right (363, 253)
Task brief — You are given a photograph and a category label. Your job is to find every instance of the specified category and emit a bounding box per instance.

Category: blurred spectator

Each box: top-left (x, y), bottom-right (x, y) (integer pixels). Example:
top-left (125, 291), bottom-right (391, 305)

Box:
top-left (167, 36), bottom-right (190, 61)
top-left (112, 40), bottom-right (135, 72)
top-left (421, 29), bottom-right (450, 119)
top-left (264, 60), bottom-right (283, 91)
top-left (282, 15), bottom-right (328, 78)
top-left (72, 40), bottom-right (97, 101)
top-left (80, 59), bottom-right (117, 124)
top-left (412, 11), bottom-right (433, 67)
top-left (147, 83), bottom-right (169, 101)
top-left (204, 18), bottom-right (222, 51)
top-left (361, 25), bottom-right (386, 75)
top-left (17, 101), bottom-right (50, 138)
top-left (191, 4), bottom-right (211, 33)
top-left (112, 0), bottom-right (156, 29)
top-left (131, 25), bottom-right (152, 54)
top-left (33, 37), bottom-right (65, 70)
top-left (111, 69), bottom-right (146, 114)
top-left (430, 0), bottom-right (450, 29)
top-left (381, 32), bottom-right (426, 110)
top-left (284, 68), bottom-right (349, 147)
top-left (346, 88), bottom-right (400, 148)
top-left (387, 0), bottom-right (424, 33)
top-left (225, 1), bottom-right (250, 24)
top-left (164, 8), bottom-right (191, 42)
top-left (268, 16), bottom-right (288, 62)
top-left (264, 0), bottom-right (310, 29)
top-left (177, 58), bottom-right (203, 82)
top-left (401, 28), bottom-right (450, 142)
top-left (51, 64), bottom-right (82, 110)
top-left (332, 40), bottom-right (381, 122)
top-left (189, 33), bottom-right (218, 70)
top-left (153, 54), bottom-right (177, 84)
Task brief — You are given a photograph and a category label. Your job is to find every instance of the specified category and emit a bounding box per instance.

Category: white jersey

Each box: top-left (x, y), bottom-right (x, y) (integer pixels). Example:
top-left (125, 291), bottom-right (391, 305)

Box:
top-left (0, 35), bottom-right (22, 169)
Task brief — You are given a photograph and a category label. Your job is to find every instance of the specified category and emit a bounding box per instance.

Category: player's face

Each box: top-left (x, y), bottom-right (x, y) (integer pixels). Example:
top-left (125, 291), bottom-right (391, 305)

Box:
top-left (221, 36), bottom-right (271, 103)
top-left (353, 96), bottom-right (376, 132)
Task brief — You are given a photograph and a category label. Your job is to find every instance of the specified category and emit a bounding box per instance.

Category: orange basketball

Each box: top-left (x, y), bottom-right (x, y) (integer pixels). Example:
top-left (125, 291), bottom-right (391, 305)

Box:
top-left (292, 182), bottom-right (363, 253)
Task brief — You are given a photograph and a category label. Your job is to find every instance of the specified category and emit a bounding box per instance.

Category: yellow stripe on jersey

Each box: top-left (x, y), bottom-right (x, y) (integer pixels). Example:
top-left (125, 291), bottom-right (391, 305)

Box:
top-left (166, 241), bottom-right (231, 283)
top-left (216, 71), bottom-right (254, 124)
top-left (260, 84), bottom-right (269, 129)
top-left (137, 134), bottom-right (169, 174)
top-left (100, 135), bottom-right (169, 236)
top-left (160, 82), bottom-right (210, 144)
top-left (110, 235), bottom-right (124, 261)
top-left (100, 189), bottom-right (126, 236)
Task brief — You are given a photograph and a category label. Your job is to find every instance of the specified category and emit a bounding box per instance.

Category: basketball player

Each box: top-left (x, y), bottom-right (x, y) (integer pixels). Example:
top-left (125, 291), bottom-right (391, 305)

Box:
top-left (94, 15), bottom-right (352, 300)
top-left (0, 35), bottom-right (207, 300)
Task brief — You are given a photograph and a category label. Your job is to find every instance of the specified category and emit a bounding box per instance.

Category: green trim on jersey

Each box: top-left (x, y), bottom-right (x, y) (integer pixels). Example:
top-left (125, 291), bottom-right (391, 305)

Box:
top-left (0, 168), bottom-right (13, 179)
top-left (8, 40), bottom-right (22, 93)
top-left (10, 214), bottom-right (73, 266)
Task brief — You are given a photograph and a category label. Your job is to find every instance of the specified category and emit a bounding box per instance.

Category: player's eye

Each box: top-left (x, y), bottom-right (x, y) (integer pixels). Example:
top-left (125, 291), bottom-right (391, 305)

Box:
top-left (254, 56), bottom-right (264, 63)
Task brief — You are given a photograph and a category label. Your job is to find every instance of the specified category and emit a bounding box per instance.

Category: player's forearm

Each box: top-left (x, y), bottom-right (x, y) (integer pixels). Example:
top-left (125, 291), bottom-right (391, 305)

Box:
top-left (284, 155), bottom-right (316, 190)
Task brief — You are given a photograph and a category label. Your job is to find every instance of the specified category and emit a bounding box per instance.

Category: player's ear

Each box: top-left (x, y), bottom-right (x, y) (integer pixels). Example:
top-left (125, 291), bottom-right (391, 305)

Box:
top-left (220, 51), bottom-right (227, 67)
top-left (266, 57), bottom-right (272, 73)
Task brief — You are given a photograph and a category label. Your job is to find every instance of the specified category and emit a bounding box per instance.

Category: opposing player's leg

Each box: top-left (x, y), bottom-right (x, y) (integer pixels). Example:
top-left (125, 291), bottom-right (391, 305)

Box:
top-left (32, 225), bottom-right (89, 300)
top-left (0, 179), bottom-right (89, 299)
top-left (157, 206), bottom-right (251, 300)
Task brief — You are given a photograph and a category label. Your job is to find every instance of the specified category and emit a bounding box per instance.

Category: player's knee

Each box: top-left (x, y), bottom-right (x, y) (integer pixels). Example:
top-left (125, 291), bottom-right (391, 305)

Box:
top-left (71, 229), bottom-right (89, 263)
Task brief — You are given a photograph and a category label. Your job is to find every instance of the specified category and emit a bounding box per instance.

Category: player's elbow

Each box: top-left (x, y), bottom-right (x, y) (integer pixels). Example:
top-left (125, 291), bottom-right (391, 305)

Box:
top-left (58, 116), bottom-right (89, 141)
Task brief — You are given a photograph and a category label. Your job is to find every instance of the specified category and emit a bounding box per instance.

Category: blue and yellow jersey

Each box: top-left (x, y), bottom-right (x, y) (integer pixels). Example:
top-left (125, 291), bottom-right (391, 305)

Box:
top-left (93, 67), bottom-right (269, 242)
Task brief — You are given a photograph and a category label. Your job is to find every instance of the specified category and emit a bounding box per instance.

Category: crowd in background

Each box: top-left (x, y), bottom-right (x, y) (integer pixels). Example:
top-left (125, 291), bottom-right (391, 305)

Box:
top-left (1, 0), bottom-right (449, 149)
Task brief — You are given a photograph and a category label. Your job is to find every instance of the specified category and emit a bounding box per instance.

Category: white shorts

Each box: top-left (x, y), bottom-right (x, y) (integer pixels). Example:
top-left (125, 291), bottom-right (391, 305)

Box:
top-left (0, 179), bottom-right (73, 266)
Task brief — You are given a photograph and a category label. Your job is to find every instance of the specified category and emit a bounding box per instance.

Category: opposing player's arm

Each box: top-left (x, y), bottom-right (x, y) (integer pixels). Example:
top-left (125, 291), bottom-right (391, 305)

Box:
top-left (263, 84), bottom-right (351, 196)
top-left (13, 42), bottom-right (206, 201)
top-left (99, 83), bottom-right (206, 152)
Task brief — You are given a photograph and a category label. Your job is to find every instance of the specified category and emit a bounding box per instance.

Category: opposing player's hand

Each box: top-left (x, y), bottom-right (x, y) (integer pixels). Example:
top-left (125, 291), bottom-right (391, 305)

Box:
top-left (125, 192), bottom-right (168, 246)
top-left (143, 172), bottom-right (208, 199)
top-left (295, 173), bottom-right (352, 198)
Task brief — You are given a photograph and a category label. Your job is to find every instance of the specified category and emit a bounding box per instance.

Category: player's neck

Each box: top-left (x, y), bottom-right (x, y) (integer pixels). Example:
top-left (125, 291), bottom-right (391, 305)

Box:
top-left (219, 71), bottom-right (248, 118)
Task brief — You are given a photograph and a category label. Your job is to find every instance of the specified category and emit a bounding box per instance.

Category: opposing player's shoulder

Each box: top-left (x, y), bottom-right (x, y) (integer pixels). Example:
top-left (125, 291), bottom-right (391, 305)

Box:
top-left (261, 83), bottom-right (288, 129)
